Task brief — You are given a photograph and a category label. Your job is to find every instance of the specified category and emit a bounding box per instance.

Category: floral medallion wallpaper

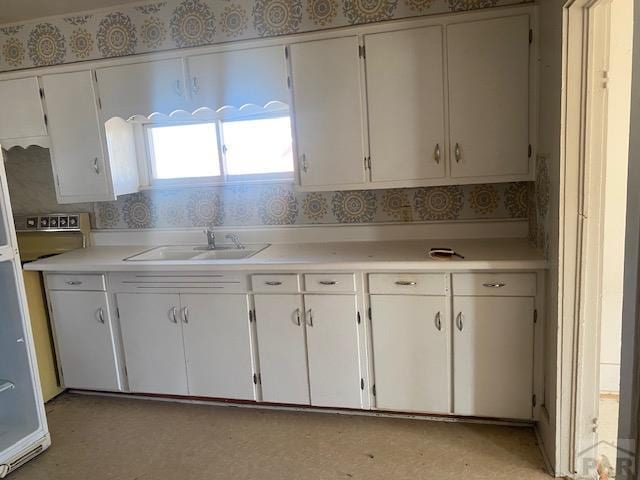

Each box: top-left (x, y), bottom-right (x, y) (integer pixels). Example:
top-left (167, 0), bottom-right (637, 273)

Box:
top-left (94, 182), bottom-right (530, 229)
top-left (0, 0), bottom-right (530, 72)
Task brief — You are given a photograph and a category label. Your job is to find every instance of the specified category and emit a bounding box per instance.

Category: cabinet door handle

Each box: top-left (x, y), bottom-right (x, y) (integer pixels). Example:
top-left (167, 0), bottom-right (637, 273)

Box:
top-left (482, 282), bottom-right (506, 288)
top-left (306, 308), bottom-right (313, 326)
top-left (265, 281), bottom-right (282, 286)
top-left (434, 143), bottom-right (441, 164)
top-left (455, 143), bottom-right (462, 163)
top-left (456, 312), bottom-right (464, 331)
top-left (66, 280), bottom-right (82, 286)
top-left (191, 76), bottom-right (199, 95)
top-left (93, 157), bottom-right (100, 175)
top-left (434, 311), bottom-right (442, 331)
top-left (169, 306), bottom-right (178, 323)
top-left (295, 308), bottom-right (301, 326)
top-left (300, 154), bottom-right (308, 173)
top-left (97, 307), bottom-right (105, 324)
top-left (395, 281), bottom-right (417, 286)
top-left (319, 280), bottom-right (338, 286)
top-left (174, 79), bottom-right (183, 96)
top-left (182, 306), bottom-right (189, 324)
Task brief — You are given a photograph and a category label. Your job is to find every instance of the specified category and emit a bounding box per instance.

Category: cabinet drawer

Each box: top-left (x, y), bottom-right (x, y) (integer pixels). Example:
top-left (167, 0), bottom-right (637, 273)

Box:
top-left (452, 273), bottom-right (536, 297)
top-left (369, 274), bottom-right (446, 295)
top-left (252, 274), bottom-right (300, 293)
top-left (47, 273), bottom-right (106, 291)
top-left (304, 274), bottom-right (355, 293)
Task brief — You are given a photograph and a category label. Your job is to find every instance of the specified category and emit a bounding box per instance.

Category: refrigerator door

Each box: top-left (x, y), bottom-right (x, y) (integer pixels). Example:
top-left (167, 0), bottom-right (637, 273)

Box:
top-left (0, 148), bottom-right (50, 475)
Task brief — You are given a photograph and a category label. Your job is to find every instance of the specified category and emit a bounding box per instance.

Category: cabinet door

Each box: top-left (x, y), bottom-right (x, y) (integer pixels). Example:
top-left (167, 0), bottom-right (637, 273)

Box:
top-left (453, 296), bottom-right (534, 419)
top-left (447, 15), bottom-right (530, 178)
top-left (290, 37), bottom-right (367, 188)
top-left (48, 290), bottom-right (120, 390)
top-left (96, 59), bottom-right (186, 120)
top-left (370, 295), bottom-right (449, 413)
top-left (365, 27), bottom-right (446, 183)
top-left (41, 71), bottom-right (111, 201)
top-left (0, 77), bottom-right (47, 141)
top-left (254, 294), bottom-right (309, 405)
top-left (304, 294), bottom-right (362, 408)
top-left (117, 293), bottom-right (187, 395)
top-left (181, 294), bottom-right (255, 400)
top-left (187, 46), bottom-right (288, 110)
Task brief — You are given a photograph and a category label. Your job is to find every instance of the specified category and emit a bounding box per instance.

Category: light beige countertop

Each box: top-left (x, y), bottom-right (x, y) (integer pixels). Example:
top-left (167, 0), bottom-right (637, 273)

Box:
top-left (23, 238), bottom-right (547, 272)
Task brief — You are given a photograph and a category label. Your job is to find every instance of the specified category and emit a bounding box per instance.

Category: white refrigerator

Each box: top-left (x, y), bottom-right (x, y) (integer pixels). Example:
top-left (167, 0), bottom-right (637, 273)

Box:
top-left (0, 147), bottom-right (50, 477)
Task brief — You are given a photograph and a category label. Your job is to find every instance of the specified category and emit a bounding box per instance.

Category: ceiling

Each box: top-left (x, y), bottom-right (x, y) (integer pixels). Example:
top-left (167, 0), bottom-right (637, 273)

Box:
top-left (0, 0), bottom-right (142, 24)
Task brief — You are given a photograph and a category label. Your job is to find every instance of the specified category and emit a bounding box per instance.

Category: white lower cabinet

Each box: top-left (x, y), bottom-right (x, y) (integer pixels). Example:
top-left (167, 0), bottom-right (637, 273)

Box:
top-left (117, 292), bottom-right (255, 399)
top-left (117, 293), bottom-right (188, 395)
top-left (254, 294), bottom-right (309, 405)
top-left (48, 290), bottom-right (121, 391)
top-left (452, 296), bottom-right (534, 420)
top-left (304, 294), bottom-right (362, 409)
top-left (181, 294), bottom-right (254, 400)
top-left (370, 295), bottom-right (449, 413)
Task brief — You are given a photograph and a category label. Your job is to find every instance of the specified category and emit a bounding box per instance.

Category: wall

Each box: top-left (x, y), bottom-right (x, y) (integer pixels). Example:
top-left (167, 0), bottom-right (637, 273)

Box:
top-left (534, 0), bottom-right (563, 471)
top-left (598, 0), bottom-right (633, 395)
top-left (3, 146), bottom-right (93, 215)
top-left (0, 0), bottom-right (531, 72)
top-left (92, 181), bottom-right (530, 229)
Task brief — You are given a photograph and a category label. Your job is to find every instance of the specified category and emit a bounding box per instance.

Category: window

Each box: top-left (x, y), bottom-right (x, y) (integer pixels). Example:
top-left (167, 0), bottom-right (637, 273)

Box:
top-left (145, 114), bottom-right (294, 186)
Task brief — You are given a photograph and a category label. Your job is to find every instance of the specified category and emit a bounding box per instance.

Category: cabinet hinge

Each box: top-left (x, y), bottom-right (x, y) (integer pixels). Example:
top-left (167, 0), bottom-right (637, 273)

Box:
top-left (357, 311), bottom-right (361, 325)
top-left (360, 378), bottom-right (365, 390)
top-left (43, 114), bottom-right (48, 125)
top-left (533, 309), bottom-right (538, 324)
top-left (358, 45), bottom-right (366, 59)
top-left (368, 307), bottom-right (372, 320)
top-left (529, 29), bottom-right (533, 44)
top-left (287, 76), bottom-right (291, 89)
top-left (284, 46), bottom-right (289, 59)
top-left (528, 144), bottom-right (532, 158)
top-left (39, 88), bottom-right (44, 99)
top-left (253, 373), bottom-right (258, 385)
top-left (372, 384), bottom-right (376, 397)
top-left (532, 394), bottom-right (537, 407)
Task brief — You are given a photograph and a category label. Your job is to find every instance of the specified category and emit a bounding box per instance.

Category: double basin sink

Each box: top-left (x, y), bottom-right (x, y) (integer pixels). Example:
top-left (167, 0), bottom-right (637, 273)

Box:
top-left (125, 244), bottom-right (270, 262)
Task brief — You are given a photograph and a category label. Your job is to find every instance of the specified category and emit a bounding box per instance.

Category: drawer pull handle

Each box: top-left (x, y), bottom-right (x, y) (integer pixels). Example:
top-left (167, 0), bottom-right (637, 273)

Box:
top-left (319, 281), bottom-right (338, 286)
top-left (265, 281), bottom-right (283, 286)
top-left (435, 311), bottom-right (442, 331)
top-left (395, 281), bottom-right (417, 286)
top-left (456, 312), bottom-right (464, 331)
top-left (483, 282), bottom-right (506, 288)
top-left (66, 281), bottom-right (83, 286)
top-left (97, 307), bottom-right (105, 324)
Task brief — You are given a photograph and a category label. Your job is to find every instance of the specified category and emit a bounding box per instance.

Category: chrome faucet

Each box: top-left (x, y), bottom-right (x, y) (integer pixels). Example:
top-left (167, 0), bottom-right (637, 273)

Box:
top-left (225, 233), bottom-right (245, 250)
top-left (204, 228), bottom-right (216, 250)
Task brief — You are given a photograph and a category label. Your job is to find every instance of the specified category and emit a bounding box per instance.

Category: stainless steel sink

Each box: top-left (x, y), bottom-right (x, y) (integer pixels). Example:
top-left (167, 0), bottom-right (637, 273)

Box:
top-left (124, 244), bottom-right (270, 262)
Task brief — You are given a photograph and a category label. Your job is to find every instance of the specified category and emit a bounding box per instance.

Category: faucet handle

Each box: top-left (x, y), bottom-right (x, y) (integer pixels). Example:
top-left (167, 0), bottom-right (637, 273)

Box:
top-left (225, 233), bottom-right (245, 249)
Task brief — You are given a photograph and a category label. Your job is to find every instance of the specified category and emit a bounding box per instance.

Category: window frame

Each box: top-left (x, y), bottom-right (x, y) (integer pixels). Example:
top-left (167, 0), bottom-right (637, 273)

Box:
top-left (143, 110), bottom-right (295, 189)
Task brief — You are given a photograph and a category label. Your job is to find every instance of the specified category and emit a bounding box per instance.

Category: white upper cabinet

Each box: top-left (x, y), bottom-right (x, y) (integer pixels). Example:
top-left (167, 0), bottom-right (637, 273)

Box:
top-left (96, 58), bottom-right (187, 120)
top-left (447, 15), bottom-right (530, 178)
top-left (0, 77), bottom-right (47, 147)
top-left (289, 37), bottom-right (367, 188)
top-left (365, 26), bottom-right (446, 184)
top-left (41, 71), bottom-right (138, 203)
top-left (187, 46), bottom-right (289, 111)
top-left (181, 294), bottom-right (255, 400)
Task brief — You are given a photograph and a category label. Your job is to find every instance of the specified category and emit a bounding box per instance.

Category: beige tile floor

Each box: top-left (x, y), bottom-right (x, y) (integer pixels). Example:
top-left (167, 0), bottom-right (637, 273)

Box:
top-left (11, 393), bottom-right (551, 480)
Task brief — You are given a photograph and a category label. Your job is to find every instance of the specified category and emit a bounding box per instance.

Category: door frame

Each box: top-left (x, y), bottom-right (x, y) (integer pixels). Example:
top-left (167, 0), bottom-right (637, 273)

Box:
top-left (559, 0), bottom-right (634, 476)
